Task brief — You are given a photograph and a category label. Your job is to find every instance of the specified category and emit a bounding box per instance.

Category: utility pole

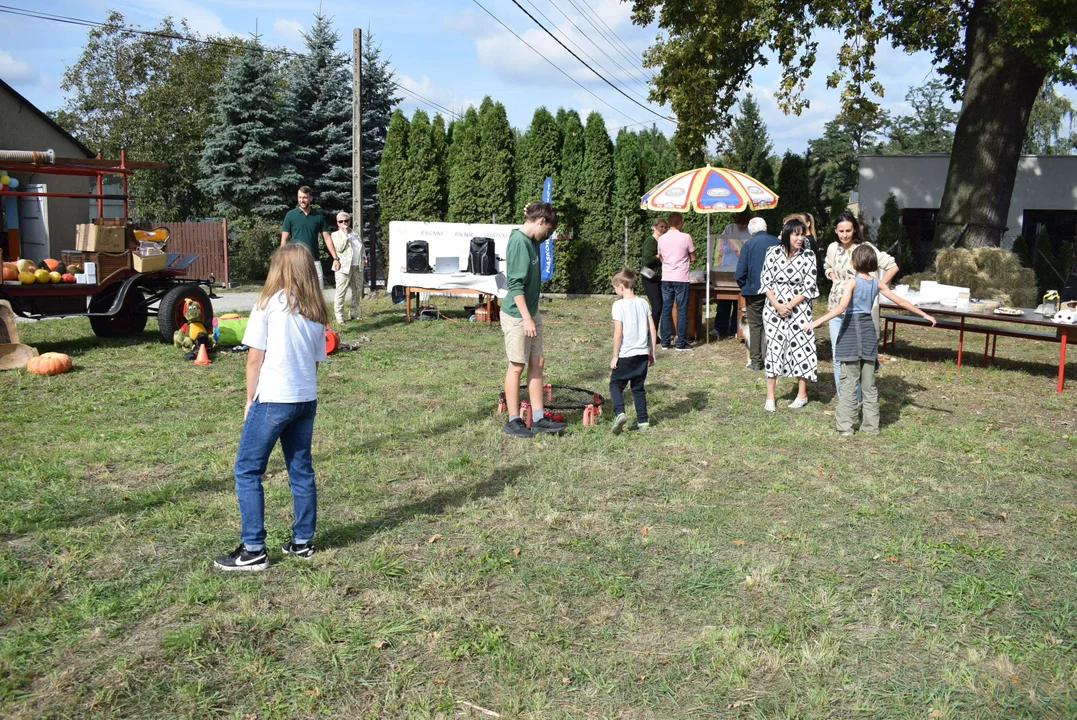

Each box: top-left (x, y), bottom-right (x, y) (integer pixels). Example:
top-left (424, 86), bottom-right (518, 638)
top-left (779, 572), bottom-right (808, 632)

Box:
top-left (352, 28), bottom-right (372, 293)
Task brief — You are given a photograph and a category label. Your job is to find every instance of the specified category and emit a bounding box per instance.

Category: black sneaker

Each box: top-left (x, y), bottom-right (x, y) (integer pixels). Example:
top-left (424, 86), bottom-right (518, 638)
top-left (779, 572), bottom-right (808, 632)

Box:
top-left (282, 540), bottom-right (315, 559)
top-left (214, 544), bottom-right (268, 572)
top-left (502, 418), bottom-right (533, 438)
top-left (675, 345), bottom-right (695, 352)
top-left (531, 416), bottom-right (567, 434)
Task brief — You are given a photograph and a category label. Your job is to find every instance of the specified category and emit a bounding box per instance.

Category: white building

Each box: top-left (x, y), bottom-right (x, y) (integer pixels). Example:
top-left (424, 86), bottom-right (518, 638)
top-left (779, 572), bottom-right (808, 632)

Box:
top-left (858, 154), bottom-right (1077, 264)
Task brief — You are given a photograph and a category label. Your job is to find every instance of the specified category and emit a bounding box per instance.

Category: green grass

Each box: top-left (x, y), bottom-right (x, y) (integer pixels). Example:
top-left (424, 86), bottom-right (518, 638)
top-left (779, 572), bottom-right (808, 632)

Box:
top-left (2, 295), bottom-right (1076, 719)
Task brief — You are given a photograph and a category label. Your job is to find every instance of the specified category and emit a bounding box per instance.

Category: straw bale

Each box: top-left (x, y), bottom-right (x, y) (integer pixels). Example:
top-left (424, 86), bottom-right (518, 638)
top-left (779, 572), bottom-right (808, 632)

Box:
top-left (929, 248), bottom-right (1037, 307)
top-left (935, 248), bottom-right (979, 289)
top-left (901, 272), bottom-right (934, 291)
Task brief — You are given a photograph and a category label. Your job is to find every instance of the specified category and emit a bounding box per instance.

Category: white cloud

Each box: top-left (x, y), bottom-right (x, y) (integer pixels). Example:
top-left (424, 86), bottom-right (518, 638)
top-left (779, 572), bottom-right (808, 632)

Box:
top-left (273, 18), bottom-right (304, 43)
top-left (396, 74), bottom-right (476, 121)
top-left (121, 0), bottom-right (233, 36)
top-left (0, 49), bottom-right (44, 87)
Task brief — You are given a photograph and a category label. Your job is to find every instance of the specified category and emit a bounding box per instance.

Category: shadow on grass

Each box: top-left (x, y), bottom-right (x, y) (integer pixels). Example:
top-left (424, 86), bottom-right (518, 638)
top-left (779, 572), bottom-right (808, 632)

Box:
top-left (887, 342), bottom-right (1072, 381)
top-left (31, 331), bottom-right (163, 355)
top-left (15, 474), bottom-right (232, 532)
top-left (877, 376), bottom-right (942, 427)
top-left (320, 464), bottom-right (525, 549)
top-left (658, 390), bottom-right (708, 423)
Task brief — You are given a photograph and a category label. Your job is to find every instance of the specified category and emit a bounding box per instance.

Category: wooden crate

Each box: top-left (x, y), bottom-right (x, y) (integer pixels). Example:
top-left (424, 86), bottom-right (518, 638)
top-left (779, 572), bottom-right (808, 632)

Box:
top-left (62, 250), bottom-right (130, 281)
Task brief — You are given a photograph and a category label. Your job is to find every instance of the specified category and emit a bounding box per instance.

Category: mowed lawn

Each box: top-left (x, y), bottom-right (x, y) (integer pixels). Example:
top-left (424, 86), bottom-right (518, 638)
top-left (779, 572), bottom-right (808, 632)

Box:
top-left (2, 295), bottom-right (1076, 719)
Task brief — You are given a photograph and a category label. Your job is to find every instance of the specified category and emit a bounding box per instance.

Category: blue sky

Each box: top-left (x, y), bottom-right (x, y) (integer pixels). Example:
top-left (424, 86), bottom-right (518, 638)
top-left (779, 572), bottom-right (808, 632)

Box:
top-left (1, 0), bottom-right (1060, 155)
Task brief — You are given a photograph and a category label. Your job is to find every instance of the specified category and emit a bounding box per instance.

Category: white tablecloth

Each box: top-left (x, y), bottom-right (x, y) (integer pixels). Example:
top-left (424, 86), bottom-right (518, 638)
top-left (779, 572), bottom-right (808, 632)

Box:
top-left (399, 271), bottom-right (507, 298)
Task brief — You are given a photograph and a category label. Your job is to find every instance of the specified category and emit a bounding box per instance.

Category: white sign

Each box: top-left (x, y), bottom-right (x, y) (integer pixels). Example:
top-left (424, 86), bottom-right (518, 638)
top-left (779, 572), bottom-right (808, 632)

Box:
top-left (388, 221), bottom-right (519, 291)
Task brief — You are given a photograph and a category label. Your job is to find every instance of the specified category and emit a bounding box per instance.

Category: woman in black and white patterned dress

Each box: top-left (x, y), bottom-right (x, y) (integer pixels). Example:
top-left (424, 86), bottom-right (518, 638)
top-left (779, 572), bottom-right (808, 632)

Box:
top-left (760, 218), bottom-right (818, 412)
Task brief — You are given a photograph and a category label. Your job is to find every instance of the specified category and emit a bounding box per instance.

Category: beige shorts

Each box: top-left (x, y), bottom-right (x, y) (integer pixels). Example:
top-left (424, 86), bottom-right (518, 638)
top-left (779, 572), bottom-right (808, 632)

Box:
top-left (501, 312), bottom-right (543, 364)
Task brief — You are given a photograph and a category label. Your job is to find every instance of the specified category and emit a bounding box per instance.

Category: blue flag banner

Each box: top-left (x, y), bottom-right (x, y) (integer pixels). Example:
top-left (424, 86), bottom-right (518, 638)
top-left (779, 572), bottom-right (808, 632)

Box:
top-left (540, 176), bottom-right (554, 281)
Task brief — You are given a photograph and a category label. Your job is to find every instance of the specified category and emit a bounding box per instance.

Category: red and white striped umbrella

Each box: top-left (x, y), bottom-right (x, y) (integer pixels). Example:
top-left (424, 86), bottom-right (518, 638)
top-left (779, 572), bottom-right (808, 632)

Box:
top-left (640, 165), bottom-right (778, 213)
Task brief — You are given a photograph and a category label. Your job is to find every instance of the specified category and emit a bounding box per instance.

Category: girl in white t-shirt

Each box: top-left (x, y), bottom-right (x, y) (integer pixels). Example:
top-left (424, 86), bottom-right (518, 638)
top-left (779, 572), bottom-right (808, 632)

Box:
top-left (215, 244), bottom-right (329, 572)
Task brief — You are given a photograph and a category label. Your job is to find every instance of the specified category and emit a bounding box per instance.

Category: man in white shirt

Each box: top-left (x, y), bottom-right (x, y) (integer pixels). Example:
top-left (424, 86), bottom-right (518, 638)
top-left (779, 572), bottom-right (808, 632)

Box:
top-left (330, 212), bottom-right (363, 324)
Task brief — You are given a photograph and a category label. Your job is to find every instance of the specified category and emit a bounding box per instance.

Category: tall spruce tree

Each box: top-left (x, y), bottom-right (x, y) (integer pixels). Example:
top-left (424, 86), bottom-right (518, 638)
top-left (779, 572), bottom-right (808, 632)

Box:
top-left (721, 94), bottom-right (773, 178)
top-left (286, 12), bottom-right (352, 210)
top-left (404, 110), bottom-right (443, 221)
top-left (357, 31), bottom-right (401, 264)
top-left (430, 113), bottom-right (449, 219)
top-left (774, 152), bottom-right (811, 221)
top-left (379, 109), bottom-right (410, 236)
top-left (581, 112), bottom-right (615, 290)
top-left (514, 129), bottom-right (531, 222)
top-left (553, 109), bottom-right (586, 291)
top-left (200, 40), bottom-right (298, 219)
top-left (517, 107), bottom-right (561, 213)
top-left (614, 128), bottom-right (646, 275)
top-left (478, 97), bottom-right (515, 222)
top-left (639, 125), bottom-right (676, 192)
top-left (447, 107), bottom-right (484, 222)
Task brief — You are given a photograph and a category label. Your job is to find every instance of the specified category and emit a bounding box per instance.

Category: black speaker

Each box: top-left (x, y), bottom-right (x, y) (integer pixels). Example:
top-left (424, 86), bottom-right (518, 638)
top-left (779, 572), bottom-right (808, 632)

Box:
top-left (1062, 272), bottom-right (1077, 302)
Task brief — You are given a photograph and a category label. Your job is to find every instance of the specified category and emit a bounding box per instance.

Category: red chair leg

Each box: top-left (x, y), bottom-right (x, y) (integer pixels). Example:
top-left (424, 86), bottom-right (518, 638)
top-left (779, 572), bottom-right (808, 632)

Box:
top-left (521, 401), bottom-right (531, 428)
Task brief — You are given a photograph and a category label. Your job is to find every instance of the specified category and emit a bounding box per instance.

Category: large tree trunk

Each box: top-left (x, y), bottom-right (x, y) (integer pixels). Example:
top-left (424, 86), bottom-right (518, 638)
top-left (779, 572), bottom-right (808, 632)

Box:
top-left (934, 0), bottom-right (1047, 249)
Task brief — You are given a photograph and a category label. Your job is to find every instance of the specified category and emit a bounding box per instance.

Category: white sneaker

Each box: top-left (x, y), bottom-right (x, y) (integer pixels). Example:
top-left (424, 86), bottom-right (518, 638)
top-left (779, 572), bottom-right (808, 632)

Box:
top-left (764, 399), bottom-right (776, 412)
top-left (788, 396), bottom-right (808, 409)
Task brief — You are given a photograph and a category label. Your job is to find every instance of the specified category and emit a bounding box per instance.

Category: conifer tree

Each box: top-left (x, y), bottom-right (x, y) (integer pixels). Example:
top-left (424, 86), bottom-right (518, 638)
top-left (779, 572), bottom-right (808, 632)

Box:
top-left (553, 109), bottom-right (586, 291)
top-left (639, 125), bottom-right (676, 192)
top-left (430, 113), bottom-right (449, 219)
top-left (404, 110), bottom-right (443, 221)
top-left (877, 193), bottom-right (911, 274)
top-left (379, 109), bottom-right (409, 236)
top-left (514, 130), bottom-right (531, 222)
top-left (774, 152), bottom-right (811, 221)
top-left (581, 112), bottom-right (614, 290)
top-left (478, 97), bottom-right (515, 222)
top-left (721, 94), bottom-right (773, 179)
top-left (286, 12), bottom-right (352, 210)
top-left (614, 128), bottom-right (646, 276)
top-left (517, 107), bottom-right (561, 214)
top-left (200, 41), bottom-right (299, 219)
top-left (357, 31), bottom-right (401, 262)
top-left (447, 106), bottom-right (484, 222)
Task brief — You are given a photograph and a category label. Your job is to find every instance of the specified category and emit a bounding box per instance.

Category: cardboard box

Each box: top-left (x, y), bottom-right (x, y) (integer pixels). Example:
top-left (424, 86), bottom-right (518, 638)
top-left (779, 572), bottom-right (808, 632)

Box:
top-left (75, 224), bottom-right (126, 253)
top-left (132, 253), bottom-right (167, 273)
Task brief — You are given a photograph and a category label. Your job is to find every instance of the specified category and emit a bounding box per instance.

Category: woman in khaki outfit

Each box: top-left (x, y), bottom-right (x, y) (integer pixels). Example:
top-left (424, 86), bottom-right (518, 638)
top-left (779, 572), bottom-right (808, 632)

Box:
top-left (330, 212), bottom-right (363, 324)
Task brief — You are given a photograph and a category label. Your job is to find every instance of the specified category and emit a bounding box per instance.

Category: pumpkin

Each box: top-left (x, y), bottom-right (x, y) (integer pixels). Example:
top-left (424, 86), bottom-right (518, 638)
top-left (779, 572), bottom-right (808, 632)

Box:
top-left (26, 352), bottom-right (72, 376)
top-left (66, 264), bottom-right (81, 274)
top-left (18, 271), bottom-right (36, 284)
top-left (48, 271), bottom-right (62, 284)
top-left (16, 258), bottom-right (34, 273)
top-left (42, 258), bottom-right (62, 272)
top-left (2, 265), bottom-right (16, 282)
top-left (34, 269), bottom-right (50, 283)
top-left (61, 273), bottom-right (76, 283)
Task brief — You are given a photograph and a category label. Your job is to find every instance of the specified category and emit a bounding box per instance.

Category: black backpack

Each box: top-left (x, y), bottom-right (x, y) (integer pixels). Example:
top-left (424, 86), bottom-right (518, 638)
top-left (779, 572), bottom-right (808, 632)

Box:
top-left (466, 237), bottom-right (497, 275)
top-left (406, 240), bottom-right (431, 273)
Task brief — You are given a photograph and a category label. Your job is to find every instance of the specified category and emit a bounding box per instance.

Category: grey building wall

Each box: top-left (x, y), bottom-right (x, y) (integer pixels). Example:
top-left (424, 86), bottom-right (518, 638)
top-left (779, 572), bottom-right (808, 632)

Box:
top-left (858, 154), bottom-right (1077, 247)
top-left (0, 80), bottom-right (94, 258)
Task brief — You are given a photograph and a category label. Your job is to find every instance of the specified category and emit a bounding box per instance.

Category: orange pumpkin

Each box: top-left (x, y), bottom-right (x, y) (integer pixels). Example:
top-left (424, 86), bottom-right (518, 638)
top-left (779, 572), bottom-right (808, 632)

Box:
top-left (42, 258), bottom-right (62, 272)
top-left (26, 352), bottom-right (73, 376)
top-left (2, 265), bottom-right (16, 282)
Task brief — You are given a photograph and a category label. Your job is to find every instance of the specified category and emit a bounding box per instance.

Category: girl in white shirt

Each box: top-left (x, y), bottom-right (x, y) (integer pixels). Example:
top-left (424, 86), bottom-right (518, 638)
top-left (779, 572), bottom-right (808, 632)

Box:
top-left (215, 243), bottom-right (329, 571)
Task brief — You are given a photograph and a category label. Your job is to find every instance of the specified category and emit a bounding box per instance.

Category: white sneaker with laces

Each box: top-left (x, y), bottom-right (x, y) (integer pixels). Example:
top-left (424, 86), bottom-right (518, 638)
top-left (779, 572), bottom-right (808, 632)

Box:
top-left (764, 399), bottom-right (776, 412)
top-left (788, 396), bottom-right (809, 409)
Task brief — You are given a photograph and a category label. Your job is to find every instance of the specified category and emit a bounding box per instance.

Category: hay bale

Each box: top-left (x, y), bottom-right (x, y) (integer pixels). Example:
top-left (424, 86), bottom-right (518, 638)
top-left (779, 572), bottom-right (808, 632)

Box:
top-left (935, 248), bottom-right (979, 289)
top-left (901, 272), bottom-right (934, 291)
top-left (931, 248), bottom-right (1037, 307)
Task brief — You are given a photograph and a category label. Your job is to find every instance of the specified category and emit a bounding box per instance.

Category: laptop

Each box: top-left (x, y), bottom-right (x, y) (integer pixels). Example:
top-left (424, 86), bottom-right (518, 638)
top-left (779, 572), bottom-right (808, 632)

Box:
top-left (434, 256), bottom-right (460, 274)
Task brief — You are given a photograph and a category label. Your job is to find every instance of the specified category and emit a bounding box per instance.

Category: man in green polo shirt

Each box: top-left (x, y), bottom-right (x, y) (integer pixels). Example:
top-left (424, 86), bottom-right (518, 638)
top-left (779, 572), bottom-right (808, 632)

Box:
top-left (501, 201), bottom-right (566, 438)
top-left (280, 186), bottom-right (339, 288)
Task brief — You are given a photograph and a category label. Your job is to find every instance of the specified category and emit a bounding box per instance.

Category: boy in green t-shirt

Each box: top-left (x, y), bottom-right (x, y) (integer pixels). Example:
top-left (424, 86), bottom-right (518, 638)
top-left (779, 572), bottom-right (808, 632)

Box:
top-left (501, 201), bottom-right (566, 438)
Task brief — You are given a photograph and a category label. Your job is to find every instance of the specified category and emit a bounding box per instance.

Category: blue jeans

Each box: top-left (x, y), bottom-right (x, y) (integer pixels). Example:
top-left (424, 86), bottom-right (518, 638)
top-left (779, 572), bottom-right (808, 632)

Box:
top-left (660, 281), bottom-right (690, 349)
top-left (829, 316), bottom-right (862, 402)
top-left (234, 399), bottom-right (318, 551)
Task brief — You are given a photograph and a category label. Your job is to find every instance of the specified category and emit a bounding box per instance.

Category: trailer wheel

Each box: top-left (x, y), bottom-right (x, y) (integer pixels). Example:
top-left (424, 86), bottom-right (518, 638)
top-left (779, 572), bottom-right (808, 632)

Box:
top-left (158, 284), bottom-right (213, 343)
top-left (89, 286), bottom-right (148, 337)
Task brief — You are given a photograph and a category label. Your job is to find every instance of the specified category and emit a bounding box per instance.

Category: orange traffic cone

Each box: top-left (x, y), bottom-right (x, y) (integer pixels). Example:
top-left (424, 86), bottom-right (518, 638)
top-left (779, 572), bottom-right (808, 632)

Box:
top-left (193, 343), bottom-right (211, 365)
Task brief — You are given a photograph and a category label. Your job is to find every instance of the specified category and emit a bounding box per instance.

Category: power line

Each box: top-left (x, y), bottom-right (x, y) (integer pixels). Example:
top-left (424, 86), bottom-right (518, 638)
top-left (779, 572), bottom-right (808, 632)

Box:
top-left (518, 0), bottom-right (651, 107)
top-left (569, 0), bottom-right (650, 79)
top-left (556, 0), bottom-right (652, 94)
top-left (0, 5), bottom-right (457, 121)
top-left (541, 0), bottom-right (653, 98)
top-left (503, 0), bottom-right (673, 125)
top-left (468, 0), bottom-right (645, 125)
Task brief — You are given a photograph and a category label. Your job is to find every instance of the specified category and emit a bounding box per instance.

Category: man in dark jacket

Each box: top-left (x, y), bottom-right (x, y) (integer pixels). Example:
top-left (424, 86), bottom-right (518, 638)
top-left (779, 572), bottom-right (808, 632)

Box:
top-left (735, 217), bottom-right (780, 370)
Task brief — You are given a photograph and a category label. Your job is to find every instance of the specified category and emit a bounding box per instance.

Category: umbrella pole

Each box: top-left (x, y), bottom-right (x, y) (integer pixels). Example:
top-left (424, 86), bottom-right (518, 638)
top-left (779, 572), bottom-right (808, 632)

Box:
top-left (705, 214), bottom-right (711, 345)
